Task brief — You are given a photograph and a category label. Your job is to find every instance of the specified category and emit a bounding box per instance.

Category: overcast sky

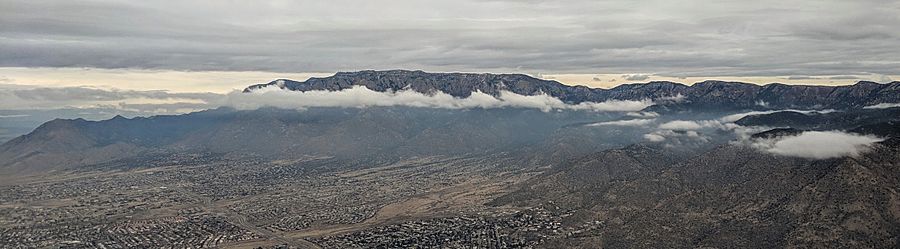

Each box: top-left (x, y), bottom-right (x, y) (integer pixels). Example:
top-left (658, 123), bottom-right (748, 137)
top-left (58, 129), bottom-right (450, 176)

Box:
top-left (1, 0), bottom-right (899, 133)
top-left (2, 0), bottom-right (899, 77)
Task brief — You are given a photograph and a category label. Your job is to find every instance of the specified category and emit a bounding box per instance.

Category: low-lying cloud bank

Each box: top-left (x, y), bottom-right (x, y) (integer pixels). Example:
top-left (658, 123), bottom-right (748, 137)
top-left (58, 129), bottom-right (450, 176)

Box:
top-left (0, 83), bottom-right (221, 115)
top-left (863, 103), bottom-right (900, 109)
top-left (751, 131), bottom-right (883, 159)
top-left (227, 85), bottom-right (653, 112)
top-left (643, 133), bottom-right (666, 142)
top-left (720, 109), bottom-right (837, 122)
top-left (625, 111), bottom-right (660, 118)
top-left (649, 112), bottom-right (885, 159)
top-left (643, 115), bottom-right (743, 145)
top-left (587, 118), bottom-right (656, 127)
top-left (657, 120), bottom-right (736, 130)
top-left (643, 129), bottom-right (706, 143)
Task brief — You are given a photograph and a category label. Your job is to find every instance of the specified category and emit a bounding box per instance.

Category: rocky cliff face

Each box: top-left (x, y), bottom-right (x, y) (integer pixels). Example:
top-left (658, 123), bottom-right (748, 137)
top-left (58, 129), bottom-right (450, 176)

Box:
top-left (244, 70), bottom-right (600, 103)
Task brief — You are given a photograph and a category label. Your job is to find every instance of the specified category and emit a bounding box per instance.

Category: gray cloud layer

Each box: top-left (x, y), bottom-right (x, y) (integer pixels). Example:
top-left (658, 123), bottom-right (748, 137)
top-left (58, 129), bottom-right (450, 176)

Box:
top-left (228, 85), bottom-right (653, 112)
top-left (1, 0), bottom-right (899, 76)
top-left (0, 83), bottom-right (654, 114)
top-left (863, 103), bottom-right (900, 109)
top-left (0, 84), bottom-right (220, 114)
top-left (751, 131), bottom-right (883, 159)
top-left (586, 118), bottom-right (656, 127)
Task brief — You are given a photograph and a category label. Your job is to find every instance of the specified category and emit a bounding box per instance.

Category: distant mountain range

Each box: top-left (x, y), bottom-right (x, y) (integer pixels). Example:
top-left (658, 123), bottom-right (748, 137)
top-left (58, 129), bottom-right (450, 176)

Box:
top-left (3, 70), bottom-right (900, 175)
top-left (245, 70), bottom-right (900, 109)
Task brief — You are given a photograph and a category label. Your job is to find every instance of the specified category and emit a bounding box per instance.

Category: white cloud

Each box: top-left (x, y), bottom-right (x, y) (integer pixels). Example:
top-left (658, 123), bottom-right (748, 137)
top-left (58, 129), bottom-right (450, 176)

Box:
top-left (659, 120), bottom-right (702, 130)
top-left (622, 74), bottom-right (651, 81)
top-left (649, 118), bottom-right (746, 145)
top-left (719, 109), bottom-right (837, 123)
top-left (863, 103), bottom-right (900, 109)
top-left (684, 130), bottom-right (701, 137)
top-left (751, 131), bottom-right (883, 159)
top-left (625, 111), bottom-right (660, 118)
top-left (657, 94), bottom-right (686, 103)
top-left (228, 85), bottom-right (654, 112)
top-left (643, 133), bottom-right (666, 142)
top-left (568, 99), bottom-right (655, 112)
top-left (730, 125), bottom-right (773, 141)
top-left (643, 129), bottom-right (712, 144)
top-left (658, 120), bottom-right (728, 130)
top-left (587, 118), bottom-right (656, 127)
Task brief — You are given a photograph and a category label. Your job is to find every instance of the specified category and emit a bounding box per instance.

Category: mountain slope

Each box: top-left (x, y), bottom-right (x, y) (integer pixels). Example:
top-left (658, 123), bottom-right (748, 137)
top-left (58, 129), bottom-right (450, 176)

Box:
top-left (494, 140), bottom-right (900, 248)
top-left (493, 121), bottom-right (900, 247)
top-left (0, 107), bottom-right (632, 174)
top-left (0, 118), bottom-right (145, 175)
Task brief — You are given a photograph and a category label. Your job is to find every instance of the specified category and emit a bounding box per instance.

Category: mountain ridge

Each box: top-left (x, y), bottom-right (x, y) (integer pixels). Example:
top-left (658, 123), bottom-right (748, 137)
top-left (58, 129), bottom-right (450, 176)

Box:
top-left (244, 70), bottom-right (900, 109)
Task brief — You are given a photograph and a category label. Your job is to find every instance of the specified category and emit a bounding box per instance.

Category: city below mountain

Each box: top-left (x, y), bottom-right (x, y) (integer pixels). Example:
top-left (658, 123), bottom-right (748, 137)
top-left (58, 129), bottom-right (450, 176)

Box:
top-left (2, 70), bottom-right (899, 248)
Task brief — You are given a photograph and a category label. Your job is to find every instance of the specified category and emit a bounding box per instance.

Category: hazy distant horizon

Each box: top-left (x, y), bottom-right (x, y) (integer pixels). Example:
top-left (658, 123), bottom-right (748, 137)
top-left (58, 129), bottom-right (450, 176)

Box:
top-left (2, 67), bottom-right (894, 93)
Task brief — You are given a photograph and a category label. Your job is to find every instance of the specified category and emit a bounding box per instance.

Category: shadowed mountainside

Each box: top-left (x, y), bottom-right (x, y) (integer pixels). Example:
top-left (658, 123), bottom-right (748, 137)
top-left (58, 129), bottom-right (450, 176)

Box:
top-left (0, 107), bottom-right (643, 175)
top-left (736, 108), bottom-right (900, 130)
